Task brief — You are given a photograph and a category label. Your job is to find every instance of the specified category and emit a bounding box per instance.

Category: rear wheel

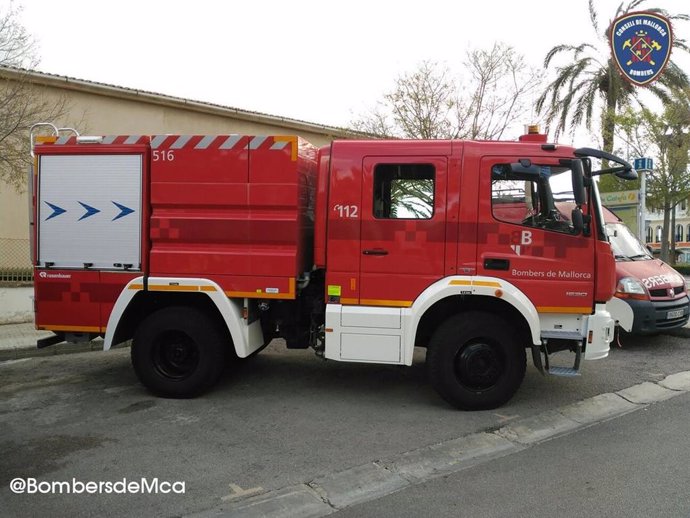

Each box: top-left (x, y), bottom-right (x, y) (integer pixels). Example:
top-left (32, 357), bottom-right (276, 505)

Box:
top-left (427, 311), bottom-right (526, 410)
top-left (131, 306), bottom-right (227, 398)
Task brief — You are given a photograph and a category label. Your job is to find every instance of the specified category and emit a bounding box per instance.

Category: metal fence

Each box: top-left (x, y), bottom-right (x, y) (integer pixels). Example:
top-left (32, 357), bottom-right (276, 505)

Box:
top-left (0, 238), bottom-right (33, 282)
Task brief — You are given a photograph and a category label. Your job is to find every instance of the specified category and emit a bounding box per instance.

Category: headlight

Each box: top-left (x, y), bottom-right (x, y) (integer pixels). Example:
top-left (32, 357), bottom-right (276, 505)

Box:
top-left (616, 277), bottom-right (648, 299)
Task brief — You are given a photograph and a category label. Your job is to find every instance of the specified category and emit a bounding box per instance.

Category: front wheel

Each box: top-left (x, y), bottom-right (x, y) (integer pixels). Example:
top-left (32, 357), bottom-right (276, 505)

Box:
top-left (427, 311), bottom-right (526, 410)
top-left (131, 306), bottom-right (228, 398)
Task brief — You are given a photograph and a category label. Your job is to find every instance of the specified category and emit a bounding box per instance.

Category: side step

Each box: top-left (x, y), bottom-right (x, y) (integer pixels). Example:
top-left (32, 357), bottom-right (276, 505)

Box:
top-left (531, 338), bottom-right (582, 377)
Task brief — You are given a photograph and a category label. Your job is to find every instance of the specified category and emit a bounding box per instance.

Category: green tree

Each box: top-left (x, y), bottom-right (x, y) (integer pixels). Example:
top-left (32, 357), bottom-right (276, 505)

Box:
top-left (614, 89), bottom-right (690, 262)
top-left (536, 0), bottom-right (689, 187)
top-left (352, 43), bottom-right (539, 140)
top-left (352, 44), bottom-right (539, 216)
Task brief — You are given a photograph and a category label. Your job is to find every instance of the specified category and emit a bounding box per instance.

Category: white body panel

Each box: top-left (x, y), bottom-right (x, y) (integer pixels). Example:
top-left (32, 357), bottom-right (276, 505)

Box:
top-left (325, 305), bottom-right (403, 364)
top-left (325, 275), bottom-right (542, 366)
top-left (605, 296), bottom-right (635, 332)
top-left (104, 277), bottom-right (264, 357)
top-left (38, 154), bottom-right (142, 269)
top-left (341, 334), bottom-right (401, 363)
top-left (539, 313), bottom-right (584, 336)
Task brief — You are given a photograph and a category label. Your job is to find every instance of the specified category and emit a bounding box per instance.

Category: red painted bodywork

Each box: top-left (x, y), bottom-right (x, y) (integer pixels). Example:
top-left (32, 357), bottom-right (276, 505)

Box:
top-left (32, 132), bottom-right (614, 334)
top-left (33, 135), bottom-right (317, 332)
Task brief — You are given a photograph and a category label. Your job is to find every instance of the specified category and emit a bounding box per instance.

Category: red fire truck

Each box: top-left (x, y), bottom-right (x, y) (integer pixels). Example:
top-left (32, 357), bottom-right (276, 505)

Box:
top-left (29, 123), bottom-right (636, 410)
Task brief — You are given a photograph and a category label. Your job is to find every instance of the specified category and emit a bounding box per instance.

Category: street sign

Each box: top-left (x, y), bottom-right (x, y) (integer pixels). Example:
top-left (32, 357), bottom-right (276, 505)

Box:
top-left (634, 157), bottom-right (653, 171)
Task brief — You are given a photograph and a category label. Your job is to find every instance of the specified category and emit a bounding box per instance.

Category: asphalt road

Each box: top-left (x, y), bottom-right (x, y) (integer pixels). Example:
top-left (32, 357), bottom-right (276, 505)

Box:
top-left (1, 330), bottom-right (689, 517)
top-left (335, 391), bottom-right (690, 518)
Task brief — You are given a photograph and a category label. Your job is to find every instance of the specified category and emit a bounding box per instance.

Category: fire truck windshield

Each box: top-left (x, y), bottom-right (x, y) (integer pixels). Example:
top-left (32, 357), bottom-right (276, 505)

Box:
top-left (491, 164), bottom-right (580, 234)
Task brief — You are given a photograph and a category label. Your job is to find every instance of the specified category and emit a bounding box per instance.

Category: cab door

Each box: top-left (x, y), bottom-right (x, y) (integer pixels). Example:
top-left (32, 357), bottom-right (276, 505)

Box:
top-left (477, 156), bottom-right (595, 313)
top-left (358, 156), bottom-right (447, 306)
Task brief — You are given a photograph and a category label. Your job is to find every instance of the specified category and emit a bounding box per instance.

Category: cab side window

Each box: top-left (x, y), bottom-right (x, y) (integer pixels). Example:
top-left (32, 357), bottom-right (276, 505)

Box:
top-left (491, 176), bottom-right (541, 226)
top-left (373, 164), bottom-right (435, 219)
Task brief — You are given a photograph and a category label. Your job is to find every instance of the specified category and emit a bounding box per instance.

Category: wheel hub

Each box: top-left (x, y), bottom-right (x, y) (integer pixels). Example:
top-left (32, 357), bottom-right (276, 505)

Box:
top-left (152, 331), bottom-right (199, 380)
top-left (455, 341), bottom-right (504, 390)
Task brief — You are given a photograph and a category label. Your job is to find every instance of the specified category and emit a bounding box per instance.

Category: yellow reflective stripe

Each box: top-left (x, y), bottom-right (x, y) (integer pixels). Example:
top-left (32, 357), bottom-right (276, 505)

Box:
top-left (448, 280), bottom-right (501, 288)
top-left (225, 291), bottom-right (294, 300)
top-left (537, 306), bottom-right (592, 314)
top-left (472, 281), bottom-right (502, 288)
top-left (340, 298), bottom-right (359, 305)
top-left (148, 285), bottom-right (199, 292)
top-left (359, 299), bottom-right (413, 308)
top-left (39, 325), bottom-right (103, 333)
top-left (129, 283), bottom-right (217, 293)
top-left (225, 277), bottom-right (296, 300)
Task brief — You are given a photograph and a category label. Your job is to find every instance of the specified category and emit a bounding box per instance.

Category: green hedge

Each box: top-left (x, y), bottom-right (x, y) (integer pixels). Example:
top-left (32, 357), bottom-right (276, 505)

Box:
top-left (673, 264), bottom-right (690, 275)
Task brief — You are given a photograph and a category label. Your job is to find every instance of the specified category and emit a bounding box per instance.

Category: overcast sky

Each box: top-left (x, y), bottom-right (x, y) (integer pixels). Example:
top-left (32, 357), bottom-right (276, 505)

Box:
top-left (10, 0), bottom-right (690, 132)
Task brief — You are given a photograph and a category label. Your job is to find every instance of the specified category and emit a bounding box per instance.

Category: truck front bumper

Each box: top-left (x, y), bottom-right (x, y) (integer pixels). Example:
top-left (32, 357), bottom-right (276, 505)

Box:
top-left (583, 303), bottom-right (614, 360)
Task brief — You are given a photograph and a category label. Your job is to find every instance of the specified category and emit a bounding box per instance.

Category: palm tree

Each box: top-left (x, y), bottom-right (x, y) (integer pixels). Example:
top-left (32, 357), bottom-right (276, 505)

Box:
top-left (536, 0), bottom-right (689, 161)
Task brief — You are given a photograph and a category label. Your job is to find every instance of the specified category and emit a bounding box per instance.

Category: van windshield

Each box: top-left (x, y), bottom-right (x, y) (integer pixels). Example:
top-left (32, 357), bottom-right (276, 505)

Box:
top-left (605, 222), bottom-right (652, 261)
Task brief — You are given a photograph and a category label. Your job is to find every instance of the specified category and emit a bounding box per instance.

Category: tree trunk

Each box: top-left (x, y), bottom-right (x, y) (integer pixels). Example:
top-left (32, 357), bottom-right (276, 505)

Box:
top-left (602, 69), bottom-right (618, 162)
top-left (661, 200), bottom-right (671, 263)
top-left (671, 202), bottom-right (677, 265)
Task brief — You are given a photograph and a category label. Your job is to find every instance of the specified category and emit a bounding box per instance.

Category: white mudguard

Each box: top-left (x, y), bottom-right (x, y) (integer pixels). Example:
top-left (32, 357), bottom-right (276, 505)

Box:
top-left (605, 297), bottom-right (634, 332)
top-left (104, 276), bottom-right (264, 357)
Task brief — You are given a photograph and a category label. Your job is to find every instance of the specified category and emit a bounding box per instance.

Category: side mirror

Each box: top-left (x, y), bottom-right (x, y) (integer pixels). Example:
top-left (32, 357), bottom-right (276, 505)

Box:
top-left (615, 168), bottom-right (638, 180)
top-left (571, 208), bottom-right (584, 235)
top-left (571, 159), bottom-right (586, 206)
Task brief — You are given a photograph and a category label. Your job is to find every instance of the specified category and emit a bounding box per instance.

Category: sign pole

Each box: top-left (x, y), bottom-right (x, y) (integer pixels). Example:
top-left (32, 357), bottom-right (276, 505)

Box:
top-left (639, 170), bottom-right (646, 242)
top-left (634, 157), bottom-right (653, 243)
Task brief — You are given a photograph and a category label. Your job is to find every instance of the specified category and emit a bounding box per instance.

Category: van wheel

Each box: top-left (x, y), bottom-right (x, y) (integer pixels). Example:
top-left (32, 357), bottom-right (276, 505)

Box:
top-left (427, 312), bottom-right (526, 410)
top-left (131, 307), bottom-right (227, 398)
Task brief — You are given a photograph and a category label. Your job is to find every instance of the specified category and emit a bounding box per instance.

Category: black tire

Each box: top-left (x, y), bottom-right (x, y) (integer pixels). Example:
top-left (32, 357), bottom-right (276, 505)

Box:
top-left (427, 311), bottom-right (526, 410)
top-left (131, 306), bottom-right (228, 398)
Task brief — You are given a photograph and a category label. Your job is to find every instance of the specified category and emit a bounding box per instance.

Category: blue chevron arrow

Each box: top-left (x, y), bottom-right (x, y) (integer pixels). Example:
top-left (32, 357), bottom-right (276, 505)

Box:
top-left (78, 201), bottom-right (101, 221)
top-left (45, 201), bottom-right (66, 220)
top-left (112, 201), bottom-right (134, 221)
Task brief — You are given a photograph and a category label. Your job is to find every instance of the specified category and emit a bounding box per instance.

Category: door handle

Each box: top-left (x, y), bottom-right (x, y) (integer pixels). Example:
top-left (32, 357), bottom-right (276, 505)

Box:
top-left (363, 248), bottom-right (389, 256)
top-left (484, 258), bottom-right (510, 270)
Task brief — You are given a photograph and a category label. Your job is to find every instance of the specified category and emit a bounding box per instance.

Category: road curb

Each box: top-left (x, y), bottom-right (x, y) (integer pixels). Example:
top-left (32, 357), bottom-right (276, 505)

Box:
top-left (191, 371), bottom-right (690, 518)
top-left (187, 485), bottom-right (333, 518)
top-left (0, 339), bottom-right (110, 362)
top-left (659, 371), bottom-right (690, 391)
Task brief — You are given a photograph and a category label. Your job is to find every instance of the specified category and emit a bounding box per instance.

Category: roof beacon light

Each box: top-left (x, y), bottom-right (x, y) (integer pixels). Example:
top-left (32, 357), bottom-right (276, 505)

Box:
top-left (519, 124), bottom-right (547, 143)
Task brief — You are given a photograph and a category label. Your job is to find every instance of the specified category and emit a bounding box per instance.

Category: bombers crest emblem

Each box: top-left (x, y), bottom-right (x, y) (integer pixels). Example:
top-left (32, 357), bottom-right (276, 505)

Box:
top-left (610, 11), bottom-right (673, 86)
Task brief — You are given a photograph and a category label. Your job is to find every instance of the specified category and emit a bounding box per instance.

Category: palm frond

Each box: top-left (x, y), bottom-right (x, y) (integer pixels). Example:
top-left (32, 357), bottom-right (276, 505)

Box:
top-left (589, 0), bottom-right (599, 33)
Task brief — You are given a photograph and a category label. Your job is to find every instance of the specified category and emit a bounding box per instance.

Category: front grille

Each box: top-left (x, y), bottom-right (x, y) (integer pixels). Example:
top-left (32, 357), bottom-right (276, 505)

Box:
top-left (650, 285), bottom-right (686, 298)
